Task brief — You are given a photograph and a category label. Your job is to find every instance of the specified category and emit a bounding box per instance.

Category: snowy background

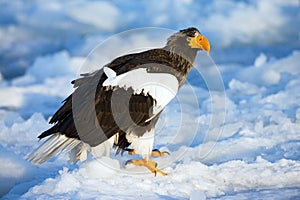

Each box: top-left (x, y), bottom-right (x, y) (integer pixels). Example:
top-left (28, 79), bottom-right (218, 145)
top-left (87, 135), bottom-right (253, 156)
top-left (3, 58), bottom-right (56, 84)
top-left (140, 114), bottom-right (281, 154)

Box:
top-left (0, 0), bottom-right (300, 199)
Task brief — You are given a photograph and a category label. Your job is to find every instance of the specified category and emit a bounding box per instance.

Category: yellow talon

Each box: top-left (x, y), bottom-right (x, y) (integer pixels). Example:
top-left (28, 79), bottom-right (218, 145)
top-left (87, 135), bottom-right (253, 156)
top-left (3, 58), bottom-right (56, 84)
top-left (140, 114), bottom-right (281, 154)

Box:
top-left (126, 148), bottom-right (170, 157)
top-left (127, 149), bottom-right (136, 155)
top-left (126, 159), bottom-right (167, 176)
top-left (151, 149), bottom-right (170, 157)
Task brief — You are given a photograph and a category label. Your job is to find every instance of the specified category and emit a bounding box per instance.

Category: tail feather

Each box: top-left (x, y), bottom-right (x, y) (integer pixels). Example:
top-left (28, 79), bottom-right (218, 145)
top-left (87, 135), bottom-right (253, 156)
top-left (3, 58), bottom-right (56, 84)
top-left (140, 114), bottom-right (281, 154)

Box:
top-left (27, 133), bottom-right (81, 164)
top-left (27, 133), bottom-right (117, 164)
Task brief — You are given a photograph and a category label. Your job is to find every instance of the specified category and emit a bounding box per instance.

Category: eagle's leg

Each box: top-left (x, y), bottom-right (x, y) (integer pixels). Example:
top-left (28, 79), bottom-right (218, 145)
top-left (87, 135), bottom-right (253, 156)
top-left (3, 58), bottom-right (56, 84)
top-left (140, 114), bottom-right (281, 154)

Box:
top-left (126, 148), bottom-right (170, 157)
top-left (125, 158), bottom-right (167, 176)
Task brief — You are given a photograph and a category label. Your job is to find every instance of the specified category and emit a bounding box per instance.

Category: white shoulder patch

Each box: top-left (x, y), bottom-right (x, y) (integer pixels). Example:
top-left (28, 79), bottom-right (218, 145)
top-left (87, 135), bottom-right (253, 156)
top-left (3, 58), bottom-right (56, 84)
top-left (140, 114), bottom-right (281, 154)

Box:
top-left (103, 67), bottom-right (117, 78)
top-left (102, 67), bottom-right (179, 116)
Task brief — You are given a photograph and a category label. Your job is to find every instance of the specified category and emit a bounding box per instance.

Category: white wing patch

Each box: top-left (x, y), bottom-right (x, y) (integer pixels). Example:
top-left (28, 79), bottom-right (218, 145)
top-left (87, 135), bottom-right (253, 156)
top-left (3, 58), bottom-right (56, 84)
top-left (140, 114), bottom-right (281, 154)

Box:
top-left (103, 67), bottom-right (116, 78)
top-left (102, 67), bottom-right (179, 117)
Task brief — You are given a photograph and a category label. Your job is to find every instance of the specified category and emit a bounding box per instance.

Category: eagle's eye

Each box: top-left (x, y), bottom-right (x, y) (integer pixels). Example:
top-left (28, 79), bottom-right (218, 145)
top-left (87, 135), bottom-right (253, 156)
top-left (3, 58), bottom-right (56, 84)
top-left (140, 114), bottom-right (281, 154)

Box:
top-left (194, 32), bottom-right (200, 37)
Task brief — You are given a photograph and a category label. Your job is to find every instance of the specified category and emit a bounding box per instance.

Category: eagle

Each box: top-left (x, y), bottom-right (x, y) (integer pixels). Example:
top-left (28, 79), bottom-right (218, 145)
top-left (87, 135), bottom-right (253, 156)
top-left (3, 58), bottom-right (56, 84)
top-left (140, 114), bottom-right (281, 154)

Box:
top-left (27, 27), bottom-right (210, 176)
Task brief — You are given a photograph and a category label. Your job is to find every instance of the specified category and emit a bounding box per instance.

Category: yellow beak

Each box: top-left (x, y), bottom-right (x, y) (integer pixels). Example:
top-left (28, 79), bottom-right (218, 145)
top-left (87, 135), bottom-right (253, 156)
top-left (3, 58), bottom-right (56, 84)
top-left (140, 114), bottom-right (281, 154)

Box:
top-left (188, 35), bottom-right (210, 53)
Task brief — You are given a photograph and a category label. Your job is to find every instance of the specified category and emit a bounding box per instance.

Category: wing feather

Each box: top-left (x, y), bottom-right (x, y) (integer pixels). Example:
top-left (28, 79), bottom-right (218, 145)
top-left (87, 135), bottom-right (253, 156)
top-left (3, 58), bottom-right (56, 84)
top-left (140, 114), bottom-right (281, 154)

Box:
top-left (38, 49), bottom-right (177, 148)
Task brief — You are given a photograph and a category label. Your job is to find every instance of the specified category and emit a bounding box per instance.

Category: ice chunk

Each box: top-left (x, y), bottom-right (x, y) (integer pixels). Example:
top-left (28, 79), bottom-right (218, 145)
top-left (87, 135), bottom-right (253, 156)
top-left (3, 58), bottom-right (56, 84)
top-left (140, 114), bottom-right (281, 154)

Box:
top-left (254, 53), bottom-right (267, 67)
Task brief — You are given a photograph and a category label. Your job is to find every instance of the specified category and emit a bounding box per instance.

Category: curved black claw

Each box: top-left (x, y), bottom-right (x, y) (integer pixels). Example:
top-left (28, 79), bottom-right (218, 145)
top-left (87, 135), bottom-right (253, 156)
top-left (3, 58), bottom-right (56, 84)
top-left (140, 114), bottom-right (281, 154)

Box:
top-left (152, 149), bottom-right (170, 157)
top-left (125, 159), bottom-right (133, 166)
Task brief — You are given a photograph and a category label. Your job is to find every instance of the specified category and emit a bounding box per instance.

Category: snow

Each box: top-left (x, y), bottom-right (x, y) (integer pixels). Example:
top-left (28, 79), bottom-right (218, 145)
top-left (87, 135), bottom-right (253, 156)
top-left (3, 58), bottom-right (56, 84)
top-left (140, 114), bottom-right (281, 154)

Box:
top-left (66, 1), bottom-right (120, 31)
top-left (1, 0), bottom-right (300, 199)
top-left (16, 157), bottom-right (300, 199)
top-left (203, 0), bottom-right (298, 47)
top-left (0, 145), bottom-right (35, 197)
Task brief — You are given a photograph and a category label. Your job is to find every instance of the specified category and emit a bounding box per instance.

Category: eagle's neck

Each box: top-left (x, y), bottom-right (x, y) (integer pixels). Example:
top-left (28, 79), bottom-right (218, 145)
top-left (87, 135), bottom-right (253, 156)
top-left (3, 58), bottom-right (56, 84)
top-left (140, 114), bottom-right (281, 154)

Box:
top-left (164, 35), bottom-right (198, 62)
top-left (163, 42), bottom-right (197, 87)
top-left (164, 44), bottom-right (197, 64)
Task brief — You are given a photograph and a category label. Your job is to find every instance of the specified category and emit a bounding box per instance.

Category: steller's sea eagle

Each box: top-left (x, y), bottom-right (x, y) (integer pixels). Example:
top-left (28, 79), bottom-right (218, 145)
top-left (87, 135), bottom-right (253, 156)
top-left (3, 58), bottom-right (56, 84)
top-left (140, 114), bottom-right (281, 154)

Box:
top-left (27, 27), bottom-right (210, 176)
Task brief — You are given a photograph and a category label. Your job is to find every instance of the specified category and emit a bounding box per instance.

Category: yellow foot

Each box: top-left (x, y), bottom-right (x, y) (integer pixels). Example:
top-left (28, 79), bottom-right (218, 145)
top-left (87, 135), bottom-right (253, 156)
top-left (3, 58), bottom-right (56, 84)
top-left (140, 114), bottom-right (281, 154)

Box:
top-left (126, 148), bottom-right (170, 157)
top-left (151, 149), bottom-right (170, 157)
top-left (125, 159), bottom-right (167, 176)
top-left (126, 149), bottom-right (136, 155)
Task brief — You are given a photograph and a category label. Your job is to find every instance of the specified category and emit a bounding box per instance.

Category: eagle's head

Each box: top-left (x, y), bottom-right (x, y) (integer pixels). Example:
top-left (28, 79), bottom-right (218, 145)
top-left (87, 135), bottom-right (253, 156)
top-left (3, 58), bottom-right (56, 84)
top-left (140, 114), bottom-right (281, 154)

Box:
top-left (165, 27), bottom-right (210, 54)
top-left (180, 27), bottom-right (210, 52)
top-left (164, 27), bottom-right (210, 65)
